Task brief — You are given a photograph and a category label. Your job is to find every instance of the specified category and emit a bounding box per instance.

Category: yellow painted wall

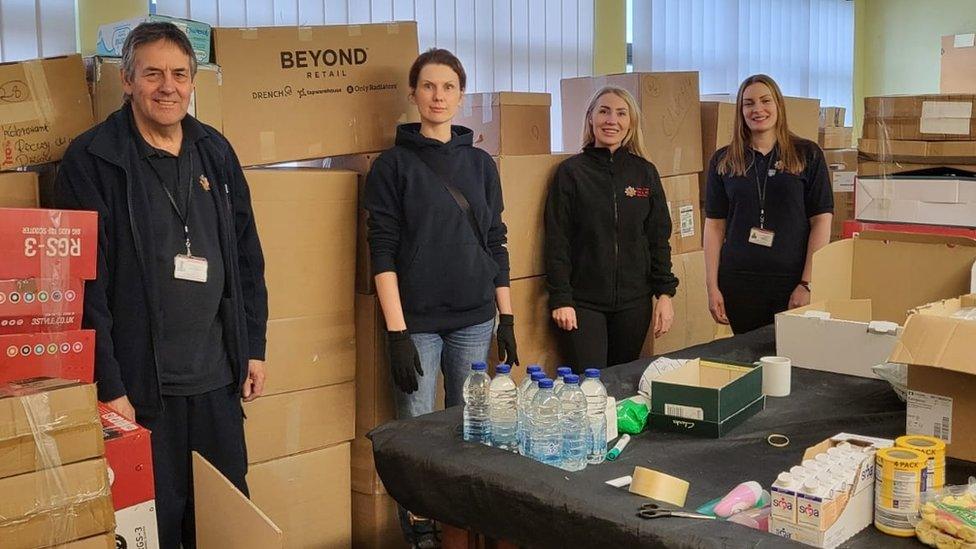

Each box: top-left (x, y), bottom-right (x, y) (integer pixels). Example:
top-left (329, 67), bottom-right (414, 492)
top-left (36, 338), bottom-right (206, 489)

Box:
top-left (593, 0), bottom-right (626, 75)
top-left (854, 0), bottom-right (976, 134)
top-left (77, 0), bottom-right (147, 55)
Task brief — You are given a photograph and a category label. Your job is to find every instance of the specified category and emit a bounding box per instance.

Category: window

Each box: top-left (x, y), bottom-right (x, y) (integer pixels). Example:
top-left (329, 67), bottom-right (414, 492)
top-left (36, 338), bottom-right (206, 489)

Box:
top-left (0, 0), bottom-right (77, 62)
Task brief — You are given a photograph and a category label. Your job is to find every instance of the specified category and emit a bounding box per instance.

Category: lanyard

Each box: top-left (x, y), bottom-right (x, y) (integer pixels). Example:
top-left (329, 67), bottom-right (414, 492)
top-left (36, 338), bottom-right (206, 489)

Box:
top-left (147, 150), bottom-right (196, 256)
top-left (752, 148), bottom-right (776, 229)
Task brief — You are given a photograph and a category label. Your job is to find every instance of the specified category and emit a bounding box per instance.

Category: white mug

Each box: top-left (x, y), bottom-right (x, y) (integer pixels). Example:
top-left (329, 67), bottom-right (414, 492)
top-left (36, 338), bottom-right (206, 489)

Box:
top-left (760, 356), bottom-right (792, 397)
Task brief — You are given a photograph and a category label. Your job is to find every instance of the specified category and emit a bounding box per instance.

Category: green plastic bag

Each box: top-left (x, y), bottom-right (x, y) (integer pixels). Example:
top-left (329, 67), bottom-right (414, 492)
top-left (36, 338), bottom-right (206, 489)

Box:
top-left (616, 399), bottom-right (649, 434)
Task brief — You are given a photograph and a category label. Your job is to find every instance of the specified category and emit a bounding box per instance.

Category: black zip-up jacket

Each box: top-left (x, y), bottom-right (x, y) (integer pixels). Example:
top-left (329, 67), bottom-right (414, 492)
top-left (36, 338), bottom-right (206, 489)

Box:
top-left (545, 146), bottom-right (678, 312)
top-left (365, 123), bottom-right (510, 333)
top-left (53, 104), bottom-right (268, 414)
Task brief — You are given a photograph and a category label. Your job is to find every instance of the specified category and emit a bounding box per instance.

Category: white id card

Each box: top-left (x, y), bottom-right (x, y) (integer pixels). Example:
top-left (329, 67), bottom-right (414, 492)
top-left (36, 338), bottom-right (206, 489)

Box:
top-left (174, 254), bottom-right (208, 283)
top-left (748, 227), bottom-right (775, 247)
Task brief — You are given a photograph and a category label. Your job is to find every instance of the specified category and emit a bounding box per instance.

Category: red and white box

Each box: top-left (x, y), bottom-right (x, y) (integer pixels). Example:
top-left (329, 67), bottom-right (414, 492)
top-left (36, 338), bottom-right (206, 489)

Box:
top-left (0, 329), bottom-right (95, 383)
top-left (101, 405), bottom-right (159, 549)
top-left (0, 277), bottom-right (85, 334)
top-left (843, 220), bottom-right (976, 240)
top-left (0, 208), bottom-right (97, 280)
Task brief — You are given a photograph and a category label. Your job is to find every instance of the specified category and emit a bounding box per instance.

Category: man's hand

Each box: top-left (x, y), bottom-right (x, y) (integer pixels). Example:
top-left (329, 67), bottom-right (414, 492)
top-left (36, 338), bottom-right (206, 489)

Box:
top-left (242, 359), bottom-right (266, 402)
top-left (105, 395), bottom-right (136, 421)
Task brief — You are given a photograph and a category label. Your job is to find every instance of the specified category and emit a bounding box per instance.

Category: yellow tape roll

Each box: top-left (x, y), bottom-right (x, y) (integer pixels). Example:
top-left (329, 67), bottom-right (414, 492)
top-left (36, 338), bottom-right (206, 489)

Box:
top-left (628, 466), bottom-right (690, 507)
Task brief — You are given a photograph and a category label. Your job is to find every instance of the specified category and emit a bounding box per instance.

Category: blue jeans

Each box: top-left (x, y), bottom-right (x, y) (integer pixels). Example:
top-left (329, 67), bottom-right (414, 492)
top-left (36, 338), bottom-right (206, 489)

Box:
top-left (394, 318), bottom-right (494, 541)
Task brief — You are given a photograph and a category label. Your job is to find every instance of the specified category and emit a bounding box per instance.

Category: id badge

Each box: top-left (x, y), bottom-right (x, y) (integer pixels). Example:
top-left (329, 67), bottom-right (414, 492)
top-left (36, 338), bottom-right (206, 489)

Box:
top-left (748, 227), bottom-right (775, 247)
top-left (174, 254), bottom-right (208, 283)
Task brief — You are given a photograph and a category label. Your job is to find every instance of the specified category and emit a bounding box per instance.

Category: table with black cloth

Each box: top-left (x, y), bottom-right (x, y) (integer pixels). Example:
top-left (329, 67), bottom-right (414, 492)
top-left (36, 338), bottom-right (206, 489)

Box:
top-left (369, 325), bottom-right (976, 548)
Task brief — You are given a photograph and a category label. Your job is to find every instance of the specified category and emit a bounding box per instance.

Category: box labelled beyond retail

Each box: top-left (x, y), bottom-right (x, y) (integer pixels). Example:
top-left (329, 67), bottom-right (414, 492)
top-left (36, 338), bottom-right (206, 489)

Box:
top-left (890, 293), bottom-right (976, 461)
top-left (942, 33), bottom-right (976, 94)
top-left (0, 55), bottom-right (93, 171)
top-left (454, 92), bottom-right (551, 156)
top-left (213, 22), bottom-right (419, 166)
top-left (0, 208), bottom-right (97, 280)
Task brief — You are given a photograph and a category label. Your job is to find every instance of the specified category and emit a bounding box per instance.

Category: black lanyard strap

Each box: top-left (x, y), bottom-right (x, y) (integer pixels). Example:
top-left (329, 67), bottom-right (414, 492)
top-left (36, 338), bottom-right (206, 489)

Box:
top-left (148, 151), bottom-right (195, 255)
top-left (752, 147), bottom-right (777, 229)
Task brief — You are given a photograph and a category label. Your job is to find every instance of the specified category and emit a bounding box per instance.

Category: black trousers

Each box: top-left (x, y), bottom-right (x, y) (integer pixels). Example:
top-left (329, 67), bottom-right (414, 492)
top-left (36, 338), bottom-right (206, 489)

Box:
top-left (719, 271), bottom-right (799, 334)
top-left (138, 384), bottom-right (248, 549)
top-left (560, 300), bottom-right (653, 371)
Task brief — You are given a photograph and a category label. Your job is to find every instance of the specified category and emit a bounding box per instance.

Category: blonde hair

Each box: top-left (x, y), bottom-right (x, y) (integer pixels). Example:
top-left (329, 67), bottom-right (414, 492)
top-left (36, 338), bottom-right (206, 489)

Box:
top-left (717, 74), bottom-right (805, 177)
top-left (580, 86), bottom-right (650, 160)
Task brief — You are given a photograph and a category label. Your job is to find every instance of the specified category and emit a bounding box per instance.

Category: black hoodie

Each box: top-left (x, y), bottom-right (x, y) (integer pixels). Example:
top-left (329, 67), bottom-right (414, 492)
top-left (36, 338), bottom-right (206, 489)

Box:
top-left (365, 123), bottom-right (509, 333)
top-left (545, 146), bottom-right (678, 312)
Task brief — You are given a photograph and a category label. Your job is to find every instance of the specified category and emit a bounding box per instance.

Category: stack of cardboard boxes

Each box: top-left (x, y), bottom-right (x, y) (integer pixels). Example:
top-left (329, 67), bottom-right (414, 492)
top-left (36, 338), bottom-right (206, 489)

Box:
top-left (817, 107), bottom-right (858, 241)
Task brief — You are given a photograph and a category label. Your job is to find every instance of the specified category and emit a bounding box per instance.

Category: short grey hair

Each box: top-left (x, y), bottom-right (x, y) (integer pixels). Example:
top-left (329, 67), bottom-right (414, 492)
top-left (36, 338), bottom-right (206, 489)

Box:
top-left (121, 22), bottom-right (198, 102)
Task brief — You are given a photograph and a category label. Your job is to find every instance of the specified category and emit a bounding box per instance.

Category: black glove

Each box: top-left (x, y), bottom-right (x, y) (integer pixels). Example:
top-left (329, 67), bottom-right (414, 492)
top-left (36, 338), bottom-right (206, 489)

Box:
top-left (496, 314), bottom-right (519, 366)
top-left (387, 330), bottom-right (423, 394)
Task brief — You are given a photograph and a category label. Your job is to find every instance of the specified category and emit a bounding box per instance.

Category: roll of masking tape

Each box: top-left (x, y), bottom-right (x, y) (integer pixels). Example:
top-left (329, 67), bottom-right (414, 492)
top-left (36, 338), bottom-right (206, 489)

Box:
top-left (628, 466), bottom-right (690, 507)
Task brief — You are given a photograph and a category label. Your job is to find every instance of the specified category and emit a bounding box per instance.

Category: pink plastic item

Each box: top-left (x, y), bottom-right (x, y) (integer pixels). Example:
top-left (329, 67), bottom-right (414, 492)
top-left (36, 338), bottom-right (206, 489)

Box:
top-left (713, 481), bottom-right (763, 518)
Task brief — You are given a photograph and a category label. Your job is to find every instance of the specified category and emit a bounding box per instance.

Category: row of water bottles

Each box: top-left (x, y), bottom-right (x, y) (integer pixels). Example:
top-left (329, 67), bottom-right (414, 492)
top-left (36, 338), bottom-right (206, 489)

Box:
top-left (462, 362), bottom-right (608, 471)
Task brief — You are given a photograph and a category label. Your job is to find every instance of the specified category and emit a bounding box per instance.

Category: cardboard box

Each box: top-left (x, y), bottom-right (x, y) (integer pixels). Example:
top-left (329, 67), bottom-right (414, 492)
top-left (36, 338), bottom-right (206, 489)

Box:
top-left (115, 500), bottom-right (159, 549)
top-left (818, 127), bottom-right (853, 150)
top-left (641, 250), bottom-right (717, 356)
top-left (193, 452), bottom-right (283, 549)
top-left (824, 149), bottom-right (857, 193)
top-left (859, 138), bottom-right (976, 164)
top-left (355, 293), bottom-right (395, 433)
top-left (99, 405), bottom-right (153, 510)
top-left (820, 106), bottom-right (846, 128)
top-left (326, 153), bottom-right (381, 295)
top-left (454, 92), bottom-right (551, 156)
top-left (0, 329), bottom-right (96, 383)
top-left (863, 94), bottom-right (976, 141)
top-left (248, 443), bottom-right (352, 548)
top-left (247, 169), bottom-right (357, 320)
top-left (243, 382), bottom-right (355, 464)
top-left (0, 378), bottom-right (102, 480)
top-left (648, 358), bottom-right (764, 437)
top-left (96, 15), bottom-right (212, 63)
top-left (890, 294), bottom-right (976, 461)
top-left (0, 277), bottom-right (84, 334)
top-left (351, 435), bottom-right (385, 495)
top-left (942, 33), bottom-right (976, 94)
top-left (491, 276), bottom-right (562, 382)
top-left (561, 72), bottom-right (702, 177)
top-left (661, 174), bottom-right (701, 254)
top-left (0, 171), bottom-right (39, 208)
top-left (87, 56), bottom-right (223, 130)
top-left (263, 315), bottom-right (356, 396)
top-left (776, 300), bottom-right (901, 379)
top-left (842, 220), bottom-right (976, 240)
top-left (855, 176), bottom-right (976, 227)
top-left (352, 492), bottom-right (406, 549)
top-left (0, 55), bottom-right (94, 171)
top-left (831, 191), bottom-right (854, 241)
top-left (62, 533), bottom-right (116, 549)
top-left (0, 457), bottom-right (115, 548)
top-left (858, 160), bottom-right (976, 177)
top-left (496, 154), bottom-right (571, 279)
top-left (213, 23), bottom-right (419, 167)
top-left (0, 208), bottom-right (98, 280)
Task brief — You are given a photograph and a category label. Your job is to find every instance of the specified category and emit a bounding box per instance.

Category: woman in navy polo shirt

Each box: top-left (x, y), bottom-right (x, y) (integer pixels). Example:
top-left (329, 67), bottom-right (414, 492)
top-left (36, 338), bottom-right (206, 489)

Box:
top-left (704, 74), bottom-right (833, 334)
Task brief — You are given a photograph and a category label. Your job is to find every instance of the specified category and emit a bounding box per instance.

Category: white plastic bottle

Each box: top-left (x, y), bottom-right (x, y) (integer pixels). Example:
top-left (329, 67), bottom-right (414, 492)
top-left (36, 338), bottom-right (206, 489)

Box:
top-left (489, 363), bottom-right (519, 451)
top-left (462, 362), bottom-right (492, 444)
top-left (580, 368), bottom-right (608, 464)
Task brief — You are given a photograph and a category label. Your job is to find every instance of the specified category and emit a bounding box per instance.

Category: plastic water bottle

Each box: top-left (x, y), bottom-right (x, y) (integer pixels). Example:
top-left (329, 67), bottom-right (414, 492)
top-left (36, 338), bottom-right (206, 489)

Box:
top-left (462, 362), bottom-right (492, 445)
top-left (553, 366), bottom-right (572, 394)
top-left (529, 378), bottom-right (562, 465)
top-left (489, 364), bottom-right (518, 451)
top-left (558, 374), bottom-right (588, 472)
top-left (580, 368), bottom-right (608, 464)
top-left (519, 371), bottom-right (547, 456)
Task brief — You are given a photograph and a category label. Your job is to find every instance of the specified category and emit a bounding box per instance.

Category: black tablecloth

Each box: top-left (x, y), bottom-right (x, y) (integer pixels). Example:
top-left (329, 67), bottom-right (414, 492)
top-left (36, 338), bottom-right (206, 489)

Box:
top-left (369, 326), bottom-right (976, 548)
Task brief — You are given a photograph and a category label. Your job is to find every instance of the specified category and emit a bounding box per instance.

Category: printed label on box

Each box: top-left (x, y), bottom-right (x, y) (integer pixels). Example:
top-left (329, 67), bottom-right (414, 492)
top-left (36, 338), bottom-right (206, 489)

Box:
top-left (832, 172), bottom-right (855, 193)
top-left (954, 33), bottom-right (976, 48)
top-left (115, 500), bottom-right (160, 549)
top-left (664, 403), bottom-right (704, 420)
top-left (679, 205), bottom-right (695, 237)
top-left (907, 390), bottom-right (952, 443)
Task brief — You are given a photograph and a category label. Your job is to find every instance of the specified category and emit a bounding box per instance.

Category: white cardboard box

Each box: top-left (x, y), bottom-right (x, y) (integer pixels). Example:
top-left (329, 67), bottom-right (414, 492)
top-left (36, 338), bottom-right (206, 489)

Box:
top-left (855, 176), bottom-right (976, 227)
top-left (115, 500), bottom-right (160, 549)
top-left (775, 300), bottom-right (901, 378)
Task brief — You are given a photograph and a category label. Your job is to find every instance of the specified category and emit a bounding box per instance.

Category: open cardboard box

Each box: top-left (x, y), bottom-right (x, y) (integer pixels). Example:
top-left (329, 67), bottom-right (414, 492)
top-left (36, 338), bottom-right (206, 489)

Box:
top-left (193, 452), bottom-right (283, 548)
top-left (776, 232), bottom-right (976, 377)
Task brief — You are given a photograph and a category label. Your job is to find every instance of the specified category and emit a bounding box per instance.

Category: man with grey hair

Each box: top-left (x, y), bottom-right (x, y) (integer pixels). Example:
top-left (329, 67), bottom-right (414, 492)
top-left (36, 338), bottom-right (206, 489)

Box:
top-left (55, 22), bottom-right (268, 547)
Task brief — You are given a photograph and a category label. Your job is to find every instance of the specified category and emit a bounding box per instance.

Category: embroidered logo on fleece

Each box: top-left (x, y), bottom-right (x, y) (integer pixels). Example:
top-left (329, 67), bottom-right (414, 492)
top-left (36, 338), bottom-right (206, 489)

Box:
top-left (624, 186), bottom-right (650, 198)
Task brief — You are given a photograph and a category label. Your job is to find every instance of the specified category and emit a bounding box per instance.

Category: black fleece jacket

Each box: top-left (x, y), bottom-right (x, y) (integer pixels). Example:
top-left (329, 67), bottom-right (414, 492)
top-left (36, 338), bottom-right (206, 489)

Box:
top-left (545, 146), bottom-right (678, 312)
top-left (364, 123), bottom-right (510, 333)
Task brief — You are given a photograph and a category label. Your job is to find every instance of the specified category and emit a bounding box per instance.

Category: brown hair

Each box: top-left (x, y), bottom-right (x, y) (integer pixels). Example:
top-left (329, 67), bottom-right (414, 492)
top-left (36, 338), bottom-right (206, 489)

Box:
top-left (580, 86), bottom-right (650, 160)
top-left (408, 48), bottom-right (466, 91)
top-left (717, 74), bottom-right (805, 176)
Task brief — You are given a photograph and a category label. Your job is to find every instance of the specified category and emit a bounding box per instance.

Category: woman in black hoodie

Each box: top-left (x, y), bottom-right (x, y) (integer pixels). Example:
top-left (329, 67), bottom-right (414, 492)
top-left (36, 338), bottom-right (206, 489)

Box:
top-left (545, 86), bottom-right (678, 370)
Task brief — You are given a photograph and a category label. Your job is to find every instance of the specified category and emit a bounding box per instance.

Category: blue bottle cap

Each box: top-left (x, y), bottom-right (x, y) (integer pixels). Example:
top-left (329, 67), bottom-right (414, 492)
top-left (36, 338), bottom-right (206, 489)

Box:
top-left (526, 364), bottom-right (542, 373)
top-left (564, 374), bottom-right (580, 385)
top-left (538, 378), bottom-right (554, 389)
top-left (584, 368), bottom-right (601, 378)
top-left (471, 362), bottom-right (488, 371)
top-left (496, 363), bottom-right (511, 374)
top-left (556, 366), bottom-right (572, 377)
top-left (530, 371), bottom-right (547, 381)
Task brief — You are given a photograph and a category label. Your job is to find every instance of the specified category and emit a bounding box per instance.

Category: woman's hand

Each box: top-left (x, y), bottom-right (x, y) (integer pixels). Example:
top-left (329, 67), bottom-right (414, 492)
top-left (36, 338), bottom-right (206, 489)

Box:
top-left (653, 295), bottom-right (674, 337)
top-left (707, 287), bottom-right (730, 325)
top-left (552, 307), bottom-right (578, 331)
top-left (788, 284), bottom-right (811, 310)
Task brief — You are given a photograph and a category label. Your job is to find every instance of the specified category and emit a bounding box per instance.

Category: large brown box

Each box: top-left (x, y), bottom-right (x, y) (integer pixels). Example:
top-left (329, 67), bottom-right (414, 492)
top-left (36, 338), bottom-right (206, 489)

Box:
top-left (942, 34), bottom-right (976, 94)
top-left (0, 55), bottom-right (94, 171)
top-left (0, 171), bottom-right (39, 208)
top-left (262, 314), bottom-right (355, 396)
top-left (248, 442), bottom-right (352, 548)
top-left (0, 379), bottom-right (103, 480)
top-left (857, 161), bottom-right (976, 177)
top-left (87, 56), bottom-right (222, 130)
top-left (0, 457), bottom-right (115, 549)
top-left (863, 94), bottom-right (976, 141)
top-left (832, 192), bottom-right (855, 242)
top-left (213, 23), bottom-right (419, 167)
top-left (823, 149), bottom-right (857, 242)
top-left (496, 154), bottom-right (571, 280)
top-left (352, 492), bottom-right (406, 549)
top-left (819, 127), bottom-right (853, 150)
top-left (327, 153), bottom-right (381, 295)
top-left (660, 173), bottom-right (701, 254)
top-left (493, 276), bottom-right (563, 383)
top-left (248, 168), bottom-right (357, 320)
top-left (820, 107), bottom-right (846, 128)
top-left (355, 293), bottom-right (395, 434)
top-left (455, 92), bottom-right (551, 156)
top-left (859, 138), bottom-right (976, 164)
top-left (243, 382), bottom-right (355, 464)
top-left (641, 250), bottom-right (717, 356)
top-left (561, 72), bottom-right (702, 177)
